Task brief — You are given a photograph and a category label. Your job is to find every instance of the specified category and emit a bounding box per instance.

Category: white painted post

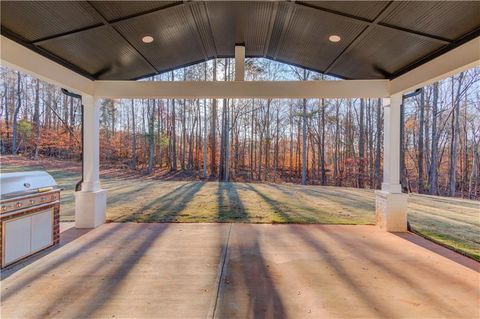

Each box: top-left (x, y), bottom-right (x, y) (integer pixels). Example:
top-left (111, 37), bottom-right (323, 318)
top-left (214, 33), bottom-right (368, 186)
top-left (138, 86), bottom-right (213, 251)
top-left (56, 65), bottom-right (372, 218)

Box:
top-left (235, 45), bottom-right (245, 81)
top-left (375, 94), bottom-right (408, 232)
top-left (74, 95), bottom-right (107, 228)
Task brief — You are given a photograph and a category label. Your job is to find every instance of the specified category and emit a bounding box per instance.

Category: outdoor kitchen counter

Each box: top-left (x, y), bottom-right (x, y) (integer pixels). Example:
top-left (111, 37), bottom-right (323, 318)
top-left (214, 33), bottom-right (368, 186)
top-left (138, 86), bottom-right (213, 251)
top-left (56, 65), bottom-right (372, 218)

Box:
top-left (1, 171), bottom-right (61, 268)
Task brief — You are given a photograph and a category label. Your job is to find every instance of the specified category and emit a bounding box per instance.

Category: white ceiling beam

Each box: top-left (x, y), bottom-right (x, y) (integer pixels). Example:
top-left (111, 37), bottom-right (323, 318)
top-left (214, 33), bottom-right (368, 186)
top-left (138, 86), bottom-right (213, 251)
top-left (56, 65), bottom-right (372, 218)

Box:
top-left (94, 79), bottom-right (390, 99)
top-left (0, 36), bottom-right (94, 96)
top-left (390, 37), bottom-right (480, 95)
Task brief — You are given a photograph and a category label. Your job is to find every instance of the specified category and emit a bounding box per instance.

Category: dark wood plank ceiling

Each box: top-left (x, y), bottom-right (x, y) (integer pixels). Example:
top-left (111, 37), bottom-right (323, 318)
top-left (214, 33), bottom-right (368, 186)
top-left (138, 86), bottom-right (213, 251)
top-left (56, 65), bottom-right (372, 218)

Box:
top-left (1, 1), bottom-right (479, 80)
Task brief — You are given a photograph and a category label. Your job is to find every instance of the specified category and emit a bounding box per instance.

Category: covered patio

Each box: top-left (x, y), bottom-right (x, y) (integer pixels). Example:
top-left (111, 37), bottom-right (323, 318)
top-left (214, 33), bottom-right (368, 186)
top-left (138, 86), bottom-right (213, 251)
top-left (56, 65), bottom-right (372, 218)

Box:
top-left (2, 223), bottom-right (478, 318)
top-left (1, 1), bottom-right (479, 318)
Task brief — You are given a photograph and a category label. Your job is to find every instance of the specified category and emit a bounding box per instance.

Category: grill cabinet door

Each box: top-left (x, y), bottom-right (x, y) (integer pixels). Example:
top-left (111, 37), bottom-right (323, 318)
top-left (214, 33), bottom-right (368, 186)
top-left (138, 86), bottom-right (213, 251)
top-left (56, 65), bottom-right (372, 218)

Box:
top-left (31, 209), bottom-right (53, 252)
top-left (4, 216), bottom-right (31, 266)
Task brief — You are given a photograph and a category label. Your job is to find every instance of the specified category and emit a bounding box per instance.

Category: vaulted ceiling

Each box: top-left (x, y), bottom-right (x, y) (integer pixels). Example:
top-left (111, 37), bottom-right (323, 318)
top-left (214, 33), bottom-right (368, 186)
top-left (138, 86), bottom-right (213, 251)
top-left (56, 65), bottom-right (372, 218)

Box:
top-left (1, 1), bottom-right (479, 80)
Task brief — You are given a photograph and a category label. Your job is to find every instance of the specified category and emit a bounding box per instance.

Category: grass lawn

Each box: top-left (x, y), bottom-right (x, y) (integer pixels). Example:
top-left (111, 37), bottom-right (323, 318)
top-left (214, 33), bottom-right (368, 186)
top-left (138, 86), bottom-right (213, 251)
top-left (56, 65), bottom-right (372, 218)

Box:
top-left (1, 159), bottom-right (479, 260)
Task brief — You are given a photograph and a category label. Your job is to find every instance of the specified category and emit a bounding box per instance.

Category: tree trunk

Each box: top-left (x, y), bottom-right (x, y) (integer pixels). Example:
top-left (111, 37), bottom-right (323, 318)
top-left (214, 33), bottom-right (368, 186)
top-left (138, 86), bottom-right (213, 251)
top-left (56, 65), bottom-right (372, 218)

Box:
top-left (181, 70), bottom-right (187, 170)
top-left (375, 98), bottom-right (382, 189)
top-left (418, 89), bottom-right (425, 193)
top-left (469, 139), bottom-right (478, 198)
top-left (301, 70), bottom-right (308, 185)
top-left (12, 72), bottom-right (21, 155)
top-left (449, 72), bottom-right (464, 196)
top-left (358, 98), bottom-right (365, 188)
top-left (130, 100), bottom-right (137, 169)
top-left (210, 59), bottom-right (217, 176)
top-left (171, 72), bottom-right (177, 171)
top-left (147, 100), bottom-right (155, 173)
top-left (462, 93), bottom-right (468, 197)
top-left (274, 106), bottom-right (280, 181)
top-left (429, 82), bottom-right (439, 195)
top-left (265, 99), bottom-right (271, 180)
top-left (334, 100), bottom-right (340, 185)
top-left (33, 79), bottom-right (40, 159)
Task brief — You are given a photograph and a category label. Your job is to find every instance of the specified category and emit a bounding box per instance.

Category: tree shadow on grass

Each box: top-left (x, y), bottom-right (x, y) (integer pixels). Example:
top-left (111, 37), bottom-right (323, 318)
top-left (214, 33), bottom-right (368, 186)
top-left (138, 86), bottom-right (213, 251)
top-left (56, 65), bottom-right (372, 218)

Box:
top-left (244, 183), bottom-right (321, 223)
top-left (112, 181), bottom-right (205, 222)
top-left (271, 184), bottom-right (375, 212)
top-left (216, 182), bottom-right (249, 222)
top-left (265, 184), bottom-right (375, 224)
top-left (105, 180), bottom-right (158, 206)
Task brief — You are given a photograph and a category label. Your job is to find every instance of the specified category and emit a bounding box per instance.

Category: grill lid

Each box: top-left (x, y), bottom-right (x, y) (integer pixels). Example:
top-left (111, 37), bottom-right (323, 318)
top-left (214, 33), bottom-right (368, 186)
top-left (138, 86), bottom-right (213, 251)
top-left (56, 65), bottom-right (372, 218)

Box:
top-left (1, 171), bottom-right (57, 199)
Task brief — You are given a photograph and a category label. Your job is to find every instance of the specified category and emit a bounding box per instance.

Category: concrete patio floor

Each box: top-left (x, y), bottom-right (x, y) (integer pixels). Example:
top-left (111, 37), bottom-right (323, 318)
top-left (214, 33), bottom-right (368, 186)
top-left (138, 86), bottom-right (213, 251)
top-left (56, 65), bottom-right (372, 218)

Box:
top-left (1, 223), bottom-right (479, 319)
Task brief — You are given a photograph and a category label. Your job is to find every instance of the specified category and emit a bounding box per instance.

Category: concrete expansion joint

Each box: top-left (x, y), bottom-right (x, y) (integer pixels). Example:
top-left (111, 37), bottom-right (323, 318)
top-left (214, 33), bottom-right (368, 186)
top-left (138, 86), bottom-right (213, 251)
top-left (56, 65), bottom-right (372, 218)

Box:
top-left (209, 223), bottom-right (233, 319)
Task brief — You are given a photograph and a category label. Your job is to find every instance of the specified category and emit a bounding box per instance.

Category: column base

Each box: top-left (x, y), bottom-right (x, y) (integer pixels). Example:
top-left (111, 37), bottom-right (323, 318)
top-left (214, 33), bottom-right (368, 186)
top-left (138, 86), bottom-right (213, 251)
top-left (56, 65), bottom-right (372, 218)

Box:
top-left (74, 189), bottom-right (107, 228)
top-left (375, 190), bottom-right (408, 232)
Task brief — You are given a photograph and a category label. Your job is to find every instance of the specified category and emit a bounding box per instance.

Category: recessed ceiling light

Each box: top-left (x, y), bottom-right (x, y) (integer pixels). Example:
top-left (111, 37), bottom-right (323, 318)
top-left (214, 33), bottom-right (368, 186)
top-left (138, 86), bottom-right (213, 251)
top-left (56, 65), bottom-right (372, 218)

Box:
top-left (142, 36), bottom-right (154, 44)
top-left (329, 35), bottom-right (341, 43)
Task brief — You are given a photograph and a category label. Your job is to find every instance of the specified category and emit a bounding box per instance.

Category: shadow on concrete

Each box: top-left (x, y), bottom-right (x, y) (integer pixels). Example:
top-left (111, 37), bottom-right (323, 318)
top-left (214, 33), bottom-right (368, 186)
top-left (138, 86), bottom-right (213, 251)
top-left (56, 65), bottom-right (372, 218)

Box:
top-left (3, 182), bottom-right (206, 299)
top-left (1, 223), bottom-right (124, 301)
top-left (285, 225), bottom-right (397, 318)
top-left (393, 232), bottom-right (480, 272)
top-left (214, 186), bottom-right (287, 318)
top-left (250, 191), bottom-right (425, 317)
top-left (320, 227), bottom-right (467, 318)
top-left (31, 182), bottom-right (207, 317)
top-left (54, 224), bottom-right (169, 318)
top-left (0, 225), bottom-right (92, 281)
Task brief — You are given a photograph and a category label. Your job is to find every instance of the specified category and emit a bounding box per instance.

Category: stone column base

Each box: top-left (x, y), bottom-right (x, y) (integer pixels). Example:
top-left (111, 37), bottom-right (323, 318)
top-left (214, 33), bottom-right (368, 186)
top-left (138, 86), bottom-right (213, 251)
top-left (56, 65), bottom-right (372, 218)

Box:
top-left (75, 189), bottom-right (107, 228)
top-left (375, 190), bottom-right (408, 232)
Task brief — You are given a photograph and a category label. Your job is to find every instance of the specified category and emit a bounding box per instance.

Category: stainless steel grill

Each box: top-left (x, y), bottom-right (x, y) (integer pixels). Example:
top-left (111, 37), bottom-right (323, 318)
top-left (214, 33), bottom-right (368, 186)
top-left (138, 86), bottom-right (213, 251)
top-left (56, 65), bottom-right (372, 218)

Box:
top-left (0, 171), bottom-right (61, 268)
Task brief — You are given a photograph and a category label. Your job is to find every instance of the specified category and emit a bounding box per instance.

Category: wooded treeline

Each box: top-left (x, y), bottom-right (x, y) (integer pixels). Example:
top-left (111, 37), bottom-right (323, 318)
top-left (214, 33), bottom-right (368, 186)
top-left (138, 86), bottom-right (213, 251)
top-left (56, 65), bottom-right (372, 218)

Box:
top-left (1, 61), bottom-right (479, 199)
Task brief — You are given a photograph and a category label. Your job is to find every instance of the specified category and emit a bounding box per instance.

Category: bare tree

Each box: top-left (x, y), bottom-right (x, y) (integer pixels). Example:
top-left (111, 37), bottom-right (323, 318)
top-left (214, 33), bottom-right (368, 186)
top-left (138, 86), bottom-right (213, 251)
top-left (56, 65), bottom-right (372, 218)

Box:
top-left (11, 71), bottom-right (21, 155)
top-left (33, 78), bottom-right (40, 159)
top-left (418, 89), bottom-right (425, 193)
top-left (428, 82), bottom-right (439, 195)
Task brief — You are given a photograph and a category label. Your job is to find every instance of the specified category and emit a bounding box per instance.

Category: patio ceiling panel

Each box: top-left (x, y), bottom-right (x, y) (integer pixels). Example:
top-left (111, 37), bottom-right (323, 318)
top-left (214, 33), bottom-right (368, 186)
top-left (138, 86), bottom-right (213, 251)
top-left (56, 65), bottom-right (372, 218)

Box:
top-left (380, 1), bottom-right (480, 41)
top-left (329, 26), bottom-right (445, 79)
top-left (113, 4), bottom-right (208, 75)
top-left (38, 26), bottom-right (155, 80)
top-left (271, 3), bottom-right (367, 77)
top-left (0, 1), bottom-right (102, 42)
top-left (89, 1), bottom-right (179, 22)
top-left (205, 1), bottom-right (276, 57)
top-left (299, 1), bottom-right (390, 21)
top-left (264, 2), bottom-right (290, 62)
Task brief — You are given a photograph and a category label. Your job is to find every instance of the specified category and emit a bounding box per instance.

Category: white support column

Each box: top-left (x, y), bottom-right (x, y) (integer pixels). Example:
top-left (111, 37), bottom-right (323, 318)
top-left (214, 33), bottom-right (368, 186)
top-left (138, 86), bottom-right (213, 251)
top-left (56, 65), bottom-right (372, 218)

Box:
top-left (74, 95), bottom-right (107, 228)
top-left (375, 94), bottom-right (408, 232)
top-left (235, 44), bottom-right (245, 81)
